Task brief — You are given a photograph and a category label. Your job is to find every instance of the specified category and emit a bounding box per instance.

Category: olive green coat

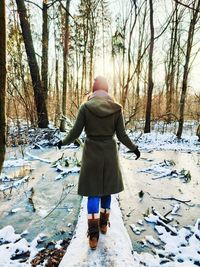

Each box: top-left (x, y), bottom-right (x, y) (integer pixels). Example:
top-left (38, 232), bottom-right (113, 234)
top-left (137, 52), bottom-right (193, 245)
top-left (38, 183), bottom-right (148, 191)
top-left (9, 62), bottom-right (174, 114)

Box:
top-left (62, 96), bottom-right (137, 196)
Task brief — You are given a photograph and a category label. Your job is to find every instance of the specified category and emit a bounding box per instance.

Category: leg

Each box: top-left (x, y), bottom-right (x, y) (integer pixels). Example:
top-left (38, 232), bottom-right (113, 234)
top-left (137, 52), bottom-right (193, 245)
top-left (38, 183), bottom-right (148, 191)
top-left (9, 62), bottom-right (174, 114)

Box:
top-left (87, 196), bottom-right (100, 249)
top-left (101, 195), bottom-right (111, 211)
top-left (100, 195), bottom-right (111, 234)
top-left (87, 196), bottom-right (100, 216)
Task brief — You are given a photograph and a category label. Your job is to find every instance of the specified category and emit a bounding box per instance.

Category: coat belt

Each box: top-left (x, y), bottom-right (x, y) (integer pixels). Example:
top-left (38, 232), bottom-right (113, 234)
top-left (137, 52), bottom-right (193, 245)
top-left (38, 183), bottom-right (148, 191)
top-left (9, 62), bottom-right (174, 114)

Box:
top-left (86, 135), bottom-right (114, 141)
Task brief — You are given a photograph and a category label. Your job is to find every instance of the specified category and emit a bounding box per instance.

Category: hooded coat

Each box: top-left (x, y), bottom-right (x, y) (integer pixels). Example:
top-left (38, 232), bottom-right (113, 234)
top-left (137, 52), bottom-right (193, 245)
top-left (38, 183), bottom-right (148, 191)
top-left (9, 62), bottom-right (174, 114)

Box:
top-left (62, 93), bottom-right (138, 196)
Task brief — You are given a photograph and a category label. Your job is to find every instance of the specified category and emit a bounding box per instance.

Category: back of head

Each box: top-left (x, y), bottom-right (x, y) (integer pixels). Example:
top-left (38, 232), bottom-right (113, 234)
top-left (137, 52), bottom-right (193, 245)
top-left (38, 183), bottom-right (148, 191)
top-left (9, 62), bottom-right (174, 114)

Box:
top-left (92, 76), bottom-right (108, 92)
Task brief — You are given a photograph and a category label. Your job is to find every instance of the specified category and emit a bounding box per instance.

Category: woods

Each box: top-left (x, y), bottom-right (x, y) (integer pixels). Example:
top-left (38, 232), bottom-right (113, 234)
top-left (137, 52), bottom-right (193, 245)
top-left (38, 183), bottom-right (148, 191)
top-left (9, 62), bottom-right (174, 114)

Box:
top-left (0, 0), bottom-right (200, 169)
top-left (0, 2), bottom-right (200, 266)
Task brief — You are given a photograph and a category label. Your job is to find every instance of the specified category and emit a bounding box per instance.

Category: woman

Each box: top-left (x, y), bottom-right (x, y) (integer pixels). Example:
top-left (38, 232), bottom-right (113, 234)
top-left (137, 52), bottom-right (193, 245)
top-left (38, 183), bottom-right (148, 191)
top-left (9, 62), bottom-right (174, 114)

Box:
top-left (57, 76), bottom-right (140, 250)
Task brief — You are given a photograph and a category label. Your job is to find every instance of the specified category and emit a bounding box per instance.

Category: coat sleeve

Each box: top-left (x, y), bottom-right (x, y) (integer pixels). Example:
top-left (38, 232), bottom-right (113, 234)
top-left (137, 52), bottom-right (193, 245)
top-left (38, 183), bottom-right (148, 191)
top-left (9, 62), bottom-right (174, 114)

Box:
top-left (115, 111), bottom-right (138, 151)
top-left (62, 105), bottom-right (85, 146)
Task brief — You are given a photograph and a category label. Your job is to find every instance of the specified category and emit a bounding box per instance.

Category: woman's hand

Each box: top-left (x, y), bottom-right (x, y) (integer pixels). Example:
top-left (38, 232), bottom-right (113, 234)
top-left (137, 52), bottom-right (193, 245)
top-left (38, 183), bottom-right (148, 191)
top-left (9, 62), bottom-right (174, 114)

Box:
top-left (127, 148), bottom-right (141, 160)
top-left (133, 148), bottom-right (140, 160)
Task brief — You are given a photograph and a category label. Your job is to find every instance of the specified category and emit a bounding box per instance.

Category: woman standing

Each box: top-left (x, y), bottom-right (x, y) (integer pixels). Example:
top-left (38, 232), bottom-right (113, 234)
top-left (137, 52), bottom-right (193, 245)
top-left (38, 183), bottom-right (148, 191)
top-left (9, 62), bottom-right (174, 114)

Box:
top-left (57, 76), bottom-right (140, 249)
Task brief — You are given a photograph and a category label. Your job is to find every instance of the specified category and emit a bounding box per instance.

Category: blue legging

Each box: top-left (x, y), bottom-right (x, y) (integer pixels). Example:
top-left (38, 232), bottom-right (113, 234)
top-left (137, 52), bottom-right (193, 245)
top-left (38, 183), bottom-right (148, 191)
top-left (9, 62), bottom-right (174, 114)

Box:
top-left (87, 195), bottom-right (111, 214)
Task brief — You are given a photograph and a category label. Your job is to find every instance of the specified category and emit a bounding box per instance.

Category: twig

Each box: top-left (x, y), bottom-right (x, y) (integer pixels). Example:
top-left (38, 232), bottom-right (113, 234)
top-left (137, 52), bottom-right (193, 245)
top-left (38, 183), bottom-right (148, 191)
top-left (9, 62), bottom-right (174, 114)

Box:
top-left (152, 207), bottom-right (172, 223)
top-left (151, 196), bottom-right (194, 207)
top-left (43, 183), bottom-right (77, 219)
top-left (163, 209), bottom-right (173, 218)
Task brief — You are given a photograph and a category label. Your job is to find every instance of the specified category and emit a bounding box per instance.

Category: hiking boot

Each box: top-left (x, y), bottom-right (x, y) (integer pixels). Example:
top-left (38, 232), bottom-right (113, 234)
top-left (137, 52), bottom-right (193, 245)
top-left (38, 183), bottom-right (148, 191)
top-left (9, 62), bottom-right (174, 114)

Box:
top-left (100, 209), bottom-right (110, 234)
top-left (88, 218), bottom-right (99, 250)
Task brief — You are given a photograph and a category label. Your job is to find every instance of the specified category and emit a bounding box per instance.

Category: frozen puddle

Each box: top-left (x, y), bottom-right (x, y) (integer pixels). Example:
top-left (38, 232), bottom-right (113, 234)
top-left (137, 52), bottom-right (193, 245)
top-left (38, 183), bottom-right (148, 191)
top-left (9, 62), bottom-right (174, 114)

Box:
top-left (59, 196), bottom-right (137, 267)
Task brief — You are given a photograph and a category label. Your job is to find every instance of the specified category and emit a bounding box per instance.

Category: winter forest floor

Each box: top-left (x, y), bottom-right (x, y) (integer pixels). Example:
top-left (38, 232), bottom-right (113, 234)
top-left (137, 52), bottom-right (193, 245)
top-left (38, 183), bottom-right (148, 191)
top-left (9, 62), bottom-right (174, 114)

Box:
top-left (0, 123), bottom-right (200, 267)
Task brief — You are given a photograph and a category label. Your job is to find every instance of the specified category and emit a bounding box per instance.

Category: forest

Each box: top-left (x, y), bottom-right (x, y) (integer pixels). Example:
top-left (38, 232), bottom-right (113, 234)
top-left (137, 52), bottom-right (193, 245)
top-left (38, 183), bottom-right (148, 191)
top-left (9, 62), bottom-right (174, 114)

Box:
top-left (0, 0), bottom-right (200, 169)
top-left (0, 0), bottom-right (200, 266)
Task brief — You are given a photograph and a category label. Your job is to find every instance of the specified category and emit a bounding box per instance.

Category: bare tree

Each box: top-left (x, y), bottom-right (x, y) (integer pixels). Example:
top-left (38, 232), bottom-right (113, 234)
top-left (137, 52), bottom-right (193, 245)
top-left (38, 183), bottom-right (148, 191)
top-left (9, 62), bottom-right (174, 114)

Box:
top-left (0, 0), bottom-right (6, 172)
top-left (177, 0), bottom-right (200, 138)
top-left (15, 0), bottom-right (49, 128)
top-left (60, 0), bottom-right (71, 132)
top-left (144, 0), bottom-right (154, 133)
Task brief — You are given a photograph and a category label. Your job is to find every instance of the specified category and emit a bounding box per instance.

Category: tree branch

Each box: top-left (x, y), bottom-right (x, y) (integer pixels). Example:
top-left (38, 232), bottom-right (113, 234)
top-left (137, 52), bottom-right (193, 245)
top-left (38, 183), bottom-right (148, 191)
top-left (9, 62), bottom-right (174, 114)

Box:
top-left (173, 0), bottom-right (200, 12)
top-left (24, 0), bottom-right (42, 10)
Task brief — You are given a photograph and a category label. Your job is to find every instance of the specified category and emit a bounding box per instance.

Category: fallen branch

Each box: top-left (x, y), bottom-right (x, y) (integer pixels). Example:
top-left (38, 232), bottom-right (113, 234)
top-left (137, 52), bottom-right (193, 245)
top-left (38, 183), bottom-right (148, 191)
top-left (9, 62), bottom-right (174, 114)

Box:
top-left (25, 152), bottom-right (51, 163)
top-left (151, 196), bottom-right (194, 207)
top-left (152, 207), bottom-right (172, 223)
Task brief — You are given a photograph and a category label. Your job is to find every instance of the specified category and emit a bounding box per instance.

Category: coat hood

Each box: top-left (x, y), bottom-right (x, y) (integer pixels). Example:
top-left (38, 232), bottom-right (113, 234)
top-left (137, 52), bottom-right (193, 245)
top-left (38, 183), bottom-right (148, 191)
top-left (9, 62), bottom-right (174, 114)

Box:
top-left (85, 97), bottom-right (121, 118)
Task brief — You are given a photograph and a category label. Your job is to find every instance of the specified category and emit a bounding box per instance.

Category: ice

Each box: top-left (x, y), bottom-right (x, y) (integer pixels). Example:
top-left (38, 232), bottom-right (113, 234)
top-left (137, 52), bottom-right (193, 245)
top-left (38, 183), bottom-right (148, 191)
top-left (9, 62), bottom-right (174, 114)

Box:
top-left (11, 208), bottom-right (22, 213)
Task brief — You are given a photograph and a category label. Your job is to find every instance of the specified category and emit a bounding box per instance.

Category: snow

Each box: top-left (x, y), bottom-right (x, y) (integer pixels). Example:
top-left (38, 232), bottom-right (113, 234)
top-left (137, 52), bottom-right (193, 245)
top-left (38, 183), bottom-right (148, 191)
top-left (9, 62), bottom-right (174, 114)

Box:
top-left (139, 160), bottom-right (192, 181)
top-left (0, 225), bottom-right (21, 244)
top-left (25, 152), bottom-right (51, 163)
top-left (55, 166), bottom-right (80, 180)
top-left (59, 196), bottom-right (136, 267)
top-left (128, 132), bottom-right (200, 152)
top-left (11, 208), bottom-right (22, 213)
top-left (136, 210), bottom-right (200, 266)
top-left (145, 235), bottom-right (160, 246)
top-left (0, 226), bottom-right (47, 267)
top-left (0, 175), bottom-right (30, 191)
top-left (3, 159), bottom-right (31, 168)
top-left (130, 224), bottom-right (145, 235)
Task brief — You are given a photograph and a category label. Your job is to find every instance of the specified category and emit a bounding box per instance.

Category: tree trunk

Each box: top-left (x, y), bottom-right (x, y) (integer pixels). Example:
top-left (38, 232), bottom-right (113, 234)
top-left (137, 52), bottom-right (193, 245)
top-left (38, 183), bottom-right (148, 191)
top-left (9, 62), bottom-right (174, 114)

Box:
top-left (60, 0), bottom-right (71, 132)
top-left (176, 0), bottom-right (200, 138)
top-left (122, 5), bottom-right (137, 109)
top-left (42, 0), bottom-right (49, 101)
top-left (55, 58), bottom-right (60, 126)
top-left (16, 0), bottom-right (49, 128)
top-left (144, 0), bottom-right (154, 133)
top-left (0, 0), bottom-right (6, 173)
top-left (165, 2), bottom-right (179, 122)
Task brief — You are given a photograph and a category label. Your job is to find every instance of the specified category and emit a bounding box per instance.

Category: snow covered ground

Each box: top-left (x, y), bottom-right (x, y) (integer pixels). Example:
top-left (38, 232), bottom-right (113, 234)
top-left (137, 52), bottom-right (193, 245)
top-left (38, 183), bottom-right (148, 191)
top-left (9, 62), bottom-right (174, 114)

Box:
top-left (128, 131), bottom-right (200, 152)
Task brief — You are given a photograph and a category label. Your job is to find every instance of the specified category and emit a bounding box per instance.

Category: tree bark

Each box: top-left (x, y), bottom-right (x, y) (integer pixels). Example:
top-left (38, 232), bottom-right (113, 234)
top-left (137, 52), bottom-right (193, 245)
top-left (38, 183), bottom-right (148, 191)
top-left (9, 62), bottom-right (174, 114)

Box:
top-left (42, 0), bottom-right (49, 101)
top-left (0, 0), bottom-right (6, 173)
top-left (176, 0), bottom-right (200, 138)
top-left (144, 0), bottom-right (154, 133)
top-left (165, 2), bottom-right (179, 122)
top-left (16, 0), bottom-right (49, 128)
top-left (60, 0), bottom-right (71, 132)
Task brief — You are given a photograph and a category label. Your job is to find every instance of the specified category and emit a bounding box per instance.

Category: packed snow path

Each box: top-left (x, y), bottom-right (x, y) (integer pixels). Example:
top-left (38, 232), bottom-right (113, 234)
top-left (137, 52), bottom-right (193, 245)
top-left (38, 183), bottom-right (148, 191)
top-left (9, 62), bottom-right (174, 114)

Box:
top-left (59, 196), bottom-right (138, 267)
